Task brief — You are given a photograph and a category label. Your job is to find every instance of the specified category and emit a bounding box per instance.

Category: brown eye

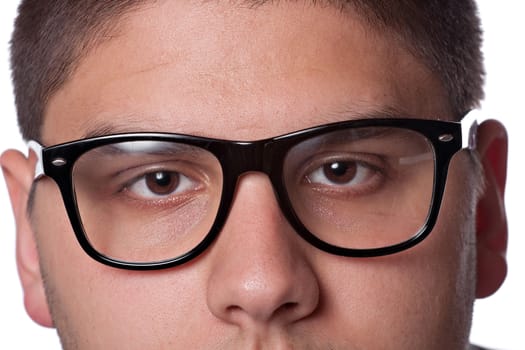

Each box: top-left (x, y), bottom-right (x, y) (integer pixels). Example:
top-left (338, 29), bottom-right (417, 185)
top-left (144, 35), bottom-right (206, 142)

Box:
top-left (305, 159), bottom-right (378, 190)
top-left (322, 162), bottom-right (357, 184)
top-left (127, 170), bottom-right (195, 199)
top-left (144, 171), bottom-right (180, 195)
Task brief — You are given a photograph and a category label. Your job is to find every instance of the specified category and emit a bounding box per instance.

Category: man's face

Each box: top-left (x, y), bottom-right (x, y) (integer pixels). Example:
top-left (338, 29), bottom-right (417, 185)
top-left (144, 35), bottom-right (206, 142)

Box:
top-left (31, 1), bottom-right (478, 348)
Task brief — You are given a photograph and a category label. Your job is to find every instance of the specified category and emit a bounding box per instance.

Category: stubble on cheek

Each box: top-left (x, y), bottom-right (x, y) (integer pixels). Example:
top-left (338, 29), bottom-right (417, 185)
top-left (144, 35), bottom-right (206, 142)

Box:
top-left (29, 183), bottom-right (89, 350)
top-left (38, 262), bottom-right (82, 350)
top-left (427, 152), bottom-right (480, 348)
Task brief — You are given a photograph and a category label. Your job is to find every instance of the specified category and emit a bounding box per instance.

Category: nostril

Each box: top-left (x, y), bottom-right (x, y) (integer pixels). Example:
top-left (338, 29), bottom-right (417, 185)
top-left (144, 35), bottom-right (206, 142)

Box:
top-left (273, 302), bottom-right (299, 319)
top-left (226, 305), bottom-right (243, 314)
top-left (282, 302), bottom-right (298, 310)
top-left (225, 301), bottom-right (301, 322)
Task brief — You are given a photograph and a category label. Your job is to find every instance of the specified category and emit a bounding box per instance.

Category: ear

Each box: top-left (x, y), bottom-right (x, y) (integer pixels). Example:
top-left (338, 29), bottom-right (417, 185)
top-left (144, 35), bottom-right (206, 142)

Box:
top-left (474, 120), bottom-right (508, 298)
top-left (1, 149), bottom-right (54, 327)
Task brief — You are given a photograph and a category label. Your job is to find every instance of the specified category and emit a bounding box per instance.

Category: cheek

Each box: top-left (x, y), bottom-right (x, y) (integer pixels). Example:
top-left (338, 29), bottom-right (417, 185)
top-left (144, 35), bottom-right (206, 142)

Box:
top-left (32, 181), bottom-right (212, 348)
top-left (309, 162), bottom-right (477, 348)
top-left (312, 247), bottom-right (474, 348)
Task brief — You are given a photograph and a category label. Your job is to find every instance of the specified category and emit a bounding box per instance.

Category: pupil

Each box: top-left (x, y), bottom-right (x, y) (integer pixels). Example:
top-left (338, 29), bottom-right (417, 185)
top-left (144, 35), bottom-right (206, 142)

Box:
top-left (145, 171), bottom-right (179, 195)
top-left (323, 162), bottom-right (357, 183)
top-left (154, 172), bottom-right (171, 186)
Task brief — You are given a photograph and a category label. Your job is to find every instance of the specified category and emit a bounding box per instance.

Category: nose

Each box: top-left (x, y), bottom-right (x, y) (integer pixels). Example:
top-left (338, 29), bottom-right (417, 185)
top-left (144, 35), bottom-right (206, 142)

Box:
top-left (206, 173), bottom-right (319, 328)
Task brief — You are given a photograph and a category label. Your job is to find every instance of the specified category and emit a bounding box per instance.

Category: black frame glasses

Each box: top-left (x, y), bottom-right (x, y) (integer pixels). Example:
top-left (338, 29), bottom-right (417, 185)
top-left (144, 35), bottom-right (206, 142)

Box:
top-left (29, 113), bottom-right (478, 270)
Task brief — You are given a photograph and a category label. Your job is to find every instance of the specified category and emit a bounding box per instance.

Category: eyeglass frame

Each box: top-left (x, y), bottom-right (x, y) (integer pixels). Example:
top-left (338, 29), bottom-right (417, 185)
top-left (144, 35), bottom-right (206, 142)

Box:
top-left (28, 111), bottom-right (479, 270)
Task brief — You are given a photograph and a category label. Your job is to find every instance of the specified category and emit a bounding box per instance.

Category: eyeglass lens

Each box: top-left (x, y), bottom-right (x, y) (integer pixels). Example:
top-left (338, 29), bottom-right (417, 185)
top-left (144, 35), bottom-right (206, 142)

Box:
top-left (284, 127), bottom-right (434, 250)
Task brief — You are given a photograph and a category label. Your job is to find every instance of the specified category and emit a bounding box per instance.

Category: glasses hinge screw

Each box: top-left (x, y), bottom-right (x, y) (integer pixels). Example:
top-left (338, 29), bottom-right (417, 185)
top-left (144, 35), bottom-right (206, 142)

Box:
top-left (52, 158), bottom-right (67, 167)
top-left (438, 134), bottom-right (454, 142)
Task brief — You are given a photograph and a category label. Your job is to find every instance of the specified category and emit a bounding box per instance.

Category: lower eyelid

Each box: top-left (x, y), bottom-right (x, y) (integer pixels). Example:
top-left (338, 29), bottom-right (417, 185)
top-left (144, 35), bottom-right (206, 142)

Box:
top-left (303, 170), bottom-right (385, 198)
top-left (116, 173), bottom-right (209, 207)
top-left (118, 187), bottom-right (206, 211)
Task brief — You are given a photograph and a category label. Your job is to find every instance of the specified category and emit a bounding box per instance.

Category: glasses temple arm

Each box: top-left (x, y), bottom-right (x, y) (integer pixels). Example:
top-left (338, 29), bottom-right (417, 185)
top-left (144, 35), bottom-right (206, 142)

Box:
top-left (27, 140), bottom-right (44, 179)
top-left (461, 110), bottom-right (480, 150)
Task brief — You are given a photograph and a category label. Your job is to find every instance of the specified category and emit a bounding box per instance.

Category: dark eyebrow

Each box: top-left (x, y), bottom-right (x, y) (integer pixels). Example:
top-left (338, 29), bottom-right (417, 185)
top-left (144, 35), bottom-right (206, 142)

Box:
top-left (326, 105), bottom-right (420, 123)
top-left (82, 123), bottom-right (137, 139)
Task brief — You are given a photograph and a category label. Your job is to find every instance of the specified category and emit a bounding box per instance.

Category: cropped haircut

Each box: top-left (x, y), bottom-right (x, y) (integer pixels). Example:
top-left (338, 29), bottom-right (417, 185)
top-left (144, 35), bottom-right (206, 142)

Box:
top-left (11, 0), bottom-right (484, 142)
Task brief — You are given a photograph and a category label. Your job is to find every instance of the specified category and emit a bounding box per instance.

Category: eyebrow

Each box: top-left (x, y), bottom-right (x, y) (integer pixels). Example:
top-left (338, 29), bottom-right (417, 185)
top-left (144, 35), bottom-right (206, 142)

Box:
top-left (82, 122), bottom-right (139, 139)
top-left (81, 116), bottom-right (206, 139)
top-left (325, 104), bottom-right (426, 123)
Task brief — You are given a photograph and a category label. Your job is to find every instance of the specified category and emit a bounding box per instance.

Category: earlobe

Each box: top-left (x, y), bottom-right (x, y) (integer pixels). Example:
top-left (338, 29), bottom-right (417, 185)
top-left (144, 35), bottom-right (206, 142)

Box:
top-left (473, 120), bottom-right (508, 298)
top-left (1, 149), bottom-right (54, 327)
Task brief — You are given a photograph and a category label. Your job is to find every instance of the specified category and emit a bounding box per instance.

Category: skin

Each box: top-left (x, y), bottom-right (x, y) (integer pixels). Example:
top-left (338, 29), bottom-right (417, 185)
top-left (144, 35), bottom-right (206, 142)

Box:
top-left (1, 1), bottom-right (509, 349)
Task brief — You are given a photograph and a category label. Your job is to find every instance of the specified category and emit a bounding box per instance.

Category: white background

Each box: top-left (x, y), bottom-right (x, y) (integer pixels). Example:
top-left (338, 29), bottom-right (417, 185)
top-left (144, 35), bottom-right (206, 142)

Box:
top-left (0, 1), bottom-right (523, 348)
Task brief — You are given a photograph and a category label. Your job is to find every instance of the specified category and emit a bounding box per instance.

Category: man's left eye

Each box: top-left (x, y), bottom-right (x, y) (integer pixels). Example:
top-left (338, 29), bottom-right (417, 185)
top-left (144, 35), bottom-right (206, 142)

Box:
top-left (305, 160), bottom-right (375, 187)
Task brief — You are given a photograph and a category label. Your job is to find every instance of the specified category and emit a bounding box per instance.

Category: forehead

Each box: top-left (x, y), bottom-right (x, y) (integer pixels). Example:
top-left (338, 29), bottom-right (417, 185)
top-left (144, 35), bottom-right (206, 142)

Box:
top-left (42, 1), bottom-right (450, 144)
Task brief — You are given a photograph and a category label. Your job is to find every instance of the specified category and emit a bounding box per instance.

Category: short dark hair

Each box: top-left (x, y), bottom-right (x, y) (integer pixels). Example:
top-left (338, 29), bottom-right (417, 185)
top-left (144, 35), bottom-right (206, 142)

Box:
top-left (11, 0), bottom-right (484, 141)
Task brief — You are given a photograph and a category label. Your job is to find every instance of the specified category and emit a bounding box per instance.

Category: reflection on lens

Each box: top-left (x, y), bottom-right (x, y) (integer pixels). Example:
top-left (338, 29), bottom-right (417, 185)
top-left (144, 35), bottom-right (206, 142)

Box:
top-left (72, 141), bottom-right (223, 263)
top-left (284, 126), bottom-right (435, 249)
